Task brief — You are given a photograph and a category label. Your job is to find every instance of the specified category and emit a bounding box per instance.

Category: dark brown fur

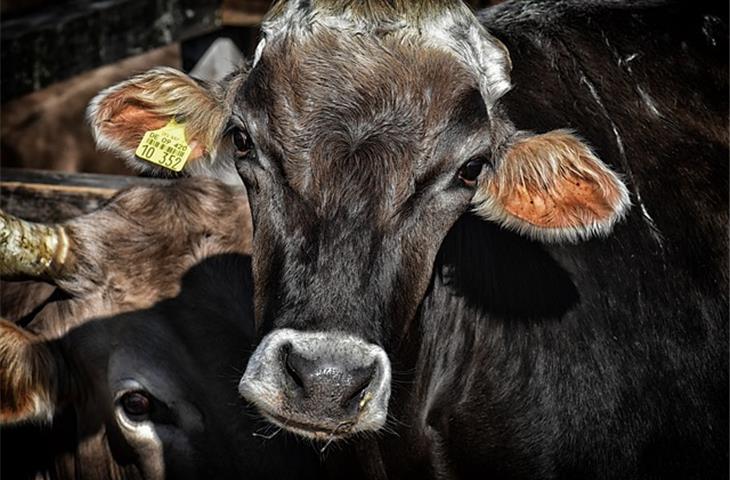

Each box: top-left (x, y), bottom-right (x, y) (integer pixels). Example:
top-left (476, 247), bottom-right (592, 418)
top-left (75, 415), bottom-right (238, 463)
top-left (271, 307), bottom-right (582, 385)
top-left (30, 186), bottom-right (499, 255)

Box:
top-left (232, 1), bottom-right (727, 479)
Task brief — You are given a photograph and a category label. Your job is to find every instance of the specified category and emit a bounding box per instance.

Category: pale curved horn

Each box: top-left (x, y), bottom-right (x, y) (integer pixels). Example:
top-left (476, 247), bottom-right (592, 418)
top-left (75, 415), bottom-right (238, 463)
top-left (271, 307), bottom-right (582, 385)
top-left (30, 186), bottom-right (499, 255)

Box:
top-left (0, 210), bottom-right (71, 279)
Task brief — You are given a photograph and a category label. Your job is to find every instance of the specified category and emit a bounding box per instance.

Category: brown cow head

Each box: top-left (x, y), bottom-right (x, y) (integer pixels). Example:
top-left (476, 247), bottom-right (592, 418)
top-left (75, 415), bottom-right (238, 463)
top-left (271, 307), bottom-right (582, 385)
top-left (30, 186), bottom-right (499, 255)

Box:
top-left (87, 0), bottom-right (629, 442)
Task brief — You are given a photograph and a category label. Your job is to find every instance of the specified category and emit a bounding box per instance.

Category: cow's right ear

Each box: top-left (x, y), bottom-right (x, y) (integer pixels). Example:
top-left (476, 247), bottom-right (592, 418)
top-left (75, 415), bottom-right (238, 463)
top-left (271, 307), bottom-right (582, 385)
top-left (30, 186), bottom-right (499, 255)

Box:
top-left (0, 320), bottom-right (63, 424)
top-left (473, 129), bottom-right (630, 242)
top-left (87, 67), bottom-right (230, 176)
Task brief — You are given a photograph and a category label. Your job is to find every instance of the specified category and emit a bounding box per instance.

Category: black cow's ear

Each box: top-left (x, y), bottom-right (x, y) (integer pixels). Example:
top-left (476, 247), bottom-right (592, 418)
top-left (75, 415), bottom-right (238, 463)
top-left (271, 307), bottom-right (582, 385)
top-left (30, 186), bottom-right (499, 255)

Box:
top-left (0, 319), bottom-right (64, 424)
top-left (87, 67), bottom-right (230, 177)
top-left (473, 130), bottom-right (630, 242)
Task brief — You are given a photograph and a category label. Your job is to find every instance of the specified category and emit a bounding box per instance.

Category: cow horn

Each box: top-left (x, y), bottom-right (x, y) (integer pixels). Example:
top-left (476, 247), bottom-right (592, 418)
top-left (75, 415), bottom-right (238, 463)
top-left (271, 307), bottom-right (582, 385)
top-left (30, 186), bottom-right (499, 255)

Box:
top-left (0, 210), bottom-right (71, 280)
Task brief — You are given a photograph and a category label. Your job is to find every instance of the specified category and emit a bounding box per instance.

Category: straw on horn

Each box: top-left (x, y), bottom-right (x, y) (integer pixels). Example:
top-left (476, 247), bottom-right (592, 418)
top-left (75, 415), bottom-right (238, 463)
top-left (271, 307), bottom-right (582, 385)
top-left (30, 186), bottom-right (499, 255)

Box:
top-left (0, 210), bottom-right (71, 280)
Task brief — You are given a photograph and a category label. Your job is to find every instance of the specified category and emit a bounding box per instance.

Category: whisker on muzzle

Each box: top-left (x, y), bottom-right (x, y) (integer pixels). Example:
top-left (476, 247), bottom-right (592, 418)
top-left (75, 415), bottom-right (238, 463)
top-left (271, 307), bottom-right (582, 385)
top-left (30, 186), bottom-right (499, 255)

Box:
top-left (253, 425), bottom-right (283, 440)
top-left (320, 420), bottom-right (355, 454)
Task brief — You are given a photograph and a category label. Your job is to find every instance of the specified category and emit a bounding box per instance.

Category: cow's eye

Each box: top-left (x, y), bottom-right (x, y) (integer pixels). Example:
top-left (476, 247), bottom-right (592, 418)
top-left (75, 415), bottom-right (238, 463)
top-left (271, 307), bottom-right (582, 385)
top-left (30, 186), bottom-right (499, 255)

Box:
top-left (458, 158), bottom-right (485, 186)
top-left (232, 128), bottom-right (254, 157)
top-left (120, 391), bottom-right (152, 418)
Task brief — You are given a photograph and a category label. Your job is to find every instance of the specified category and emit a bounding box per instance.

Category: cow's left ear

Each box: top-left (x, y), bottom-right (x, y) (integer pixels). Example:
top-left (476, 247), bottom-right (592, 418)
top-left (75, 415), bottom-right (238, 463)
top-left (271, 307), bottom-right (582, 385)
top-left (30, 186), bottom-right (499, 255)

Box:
top-left (0, 319), bottom-right (64, 425)
top-left (473, 130), bottom-right (630, 242)
top-left (87, 67), bottom-right (229, 176)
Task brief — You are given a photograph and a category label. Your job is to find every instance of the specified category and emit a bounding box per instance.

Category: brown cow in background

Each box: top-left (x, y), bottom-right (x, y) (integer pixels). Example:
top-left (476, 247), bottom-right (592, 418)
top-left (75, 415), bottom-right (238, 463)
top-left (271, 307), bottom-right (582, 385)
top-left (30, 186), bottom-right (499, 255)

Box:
top-left (1, 45), bottom-right (180, 175)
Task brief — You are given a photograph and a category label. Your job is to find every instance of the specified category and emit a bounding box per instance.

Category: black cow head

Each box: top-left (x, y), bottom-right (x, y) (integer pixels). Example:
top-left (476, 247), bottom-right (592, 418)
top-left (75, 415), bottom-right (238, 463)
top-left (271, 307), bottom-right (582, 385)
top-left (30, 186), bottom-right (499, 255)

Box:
top-left (86, 0), bottom-right (630, 442)
top-left (1, 256), bottom-right (322, 480)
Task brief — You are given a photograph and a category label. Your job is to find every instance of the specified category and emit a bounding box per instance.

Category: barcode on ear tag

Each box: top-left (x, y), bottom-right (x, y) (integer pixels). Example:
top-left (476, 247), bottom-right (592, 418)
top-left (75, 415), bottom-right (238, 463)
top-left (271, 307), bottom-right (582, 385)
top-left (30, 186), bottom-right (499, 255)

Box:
top-left (135, 119), bottom-right (192, 172)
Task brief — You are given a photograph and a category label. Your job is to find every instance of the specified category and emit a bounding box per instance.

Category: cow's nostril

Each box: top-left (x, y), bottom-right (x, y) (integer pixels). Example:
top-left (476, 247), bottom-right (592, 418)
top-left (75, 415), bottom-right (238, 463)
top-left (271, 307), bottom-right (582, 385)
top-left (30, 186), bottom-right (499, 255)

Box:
top-left (282, 344), bottom-right (305, 390)
top-left (343, 377), bottom-right (369, 408)
top-left (342, 365), bottom-right (375, 410)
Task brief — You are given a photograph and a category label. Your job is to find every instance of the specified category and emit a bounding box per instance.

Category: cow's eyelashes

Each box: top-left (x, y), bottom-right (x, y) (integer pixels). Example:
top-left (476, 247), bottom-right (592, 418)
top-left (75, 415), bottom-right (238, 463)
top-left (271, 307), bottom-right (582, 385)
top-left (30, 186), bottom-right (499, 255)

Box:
top-left (457, 157), bottom-right (486, 187)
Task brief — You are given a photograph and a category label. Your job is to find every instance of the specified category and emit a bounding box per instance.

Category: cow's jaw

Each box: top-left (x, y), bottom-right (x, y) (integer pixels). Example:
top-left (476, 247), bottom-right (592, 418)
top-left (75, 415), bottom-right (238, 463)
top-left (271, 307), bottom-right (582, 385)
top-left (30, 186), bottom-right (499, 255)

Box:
top-left (239, 329), bottom-right (391, 439)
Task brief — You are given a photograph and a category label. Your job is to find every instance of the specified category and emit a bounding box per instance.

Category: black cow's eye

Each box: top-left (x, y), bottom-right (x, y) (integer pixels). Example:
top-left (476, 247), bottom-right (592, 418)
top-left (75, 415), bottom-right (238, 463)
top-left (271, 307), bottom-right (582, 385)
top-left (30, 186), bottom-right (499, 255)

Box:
top-left (232, 128), bottom-right (254, 157)
top-left (120, 391), bottom-right (152, 418)
top-left (458, 158), bottom-right (485, 186)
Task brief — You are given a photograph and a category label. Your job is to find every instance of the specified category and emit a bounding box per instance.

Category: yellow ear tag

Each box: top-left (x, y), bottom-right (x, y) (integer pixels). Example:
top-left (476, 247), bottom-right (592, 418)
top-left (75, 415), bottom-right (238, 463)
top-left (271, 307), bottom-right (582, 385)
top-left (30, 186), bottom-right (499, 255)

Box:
top-left (135, 119), bottom-right (193, 172)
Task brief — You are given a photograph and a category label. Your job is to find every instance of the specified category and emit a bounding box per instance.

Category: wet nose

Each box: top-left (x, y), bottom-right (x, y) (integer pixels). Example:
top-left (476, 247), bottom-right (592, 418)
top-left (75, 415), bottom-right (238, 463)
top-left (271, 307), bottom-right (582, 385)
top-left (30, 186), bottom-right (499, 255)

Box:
top-left (239, 329), bottom-right (391, 437)
top-left (283, 343), bottom-right (375, 411)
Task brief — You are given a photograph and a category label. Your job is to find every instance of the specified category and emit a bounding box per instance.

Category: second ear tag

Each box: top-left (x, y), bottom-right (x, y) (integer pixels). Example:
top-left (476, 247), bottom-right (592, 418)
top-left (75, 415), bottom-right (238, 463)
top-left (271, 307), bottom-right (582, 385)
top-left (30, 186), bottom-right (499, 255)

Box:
top-left (135, 119), bottom-right (192, 172)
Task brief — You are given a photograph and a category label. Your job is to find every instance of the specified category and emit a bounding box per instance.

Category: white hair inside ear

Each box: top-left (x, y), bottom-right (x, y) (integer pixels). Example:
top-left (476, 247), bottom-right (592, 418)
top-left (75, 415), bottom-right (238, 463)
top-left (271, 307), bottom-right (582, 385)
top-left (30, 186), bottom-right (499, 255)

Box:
top-left (473, 129), bottom-right (631, 243)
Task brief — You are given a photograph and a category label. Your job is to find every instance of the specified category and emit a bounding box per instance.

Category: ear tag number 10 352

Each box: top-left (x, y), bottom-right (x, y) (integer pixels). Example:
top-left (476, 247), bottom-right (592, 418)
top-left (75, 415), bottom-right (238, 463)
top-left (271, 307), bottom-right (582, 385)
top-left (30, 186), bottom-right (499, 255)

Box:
top-left (135, 118), bottom-right (192, 172)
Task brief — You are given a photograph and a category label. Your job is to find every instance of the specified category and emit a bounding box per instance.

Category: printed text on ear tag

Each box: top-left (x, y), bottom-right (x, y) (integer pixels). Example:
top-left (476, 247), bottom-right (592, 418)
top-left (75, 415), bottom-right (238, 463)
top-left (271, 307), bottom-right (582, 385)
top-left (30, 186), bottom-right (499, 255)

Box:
top-left (135, 119), bottom-right (192, 172)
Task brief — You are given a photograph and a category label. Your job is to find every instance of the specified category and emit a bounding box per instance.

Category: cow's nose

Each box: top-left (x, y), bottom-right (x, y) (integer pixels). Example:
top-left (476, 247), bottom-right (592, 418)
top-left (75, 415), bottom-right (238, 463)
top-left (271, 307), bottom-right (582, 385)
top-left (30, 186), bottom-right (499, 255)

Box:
top-left (283, 343), bottom-right (375, 411)
top-left (239, 329), bottom-right (391, 439)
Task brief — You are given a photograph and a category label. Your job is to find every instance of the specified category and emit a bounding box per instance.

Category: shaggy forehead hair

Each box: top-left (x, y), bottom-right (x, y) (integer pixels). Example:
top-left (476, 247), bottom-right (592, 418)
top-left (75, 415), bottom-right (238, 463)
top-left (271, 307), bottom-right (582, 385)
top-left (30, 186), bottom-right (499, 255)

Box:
top-left (258, 0), bottom-right (511, 104)
top-left (251, 30), bottom-right (486, 224)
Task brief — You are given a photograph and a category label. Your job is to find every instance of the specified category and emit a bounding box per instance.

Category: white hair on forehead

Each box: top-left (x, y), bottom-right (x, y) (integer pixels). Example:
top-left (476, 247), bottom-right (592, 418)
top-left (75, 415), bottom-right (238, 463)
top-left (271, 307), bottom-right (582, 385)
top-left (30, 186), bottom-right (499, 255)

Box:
top-left (419, 10), bottom-right (512, 104)
top-left (253, 0), bottom-right (512, 105)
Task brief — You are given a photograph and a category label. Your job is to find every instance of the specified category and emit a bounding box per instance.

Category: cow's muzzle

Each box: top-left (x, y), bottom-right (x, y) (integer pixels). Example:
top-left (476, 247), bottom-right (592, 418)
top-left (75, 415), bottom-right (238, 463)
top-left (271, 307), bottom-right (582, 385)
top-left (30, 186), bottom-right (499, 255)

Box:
top-left (239, 329), bottom-right (391, 440)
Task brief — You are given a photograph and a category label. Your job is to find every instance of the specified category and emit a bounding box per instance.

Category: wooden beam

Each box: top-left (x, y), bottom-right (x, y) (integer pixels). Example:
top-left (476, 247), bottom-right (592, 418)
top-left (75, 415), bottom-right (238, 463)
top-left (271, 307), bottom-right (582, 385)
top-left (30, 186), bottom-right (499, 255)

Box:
top-left (1, 0), bottom-right (222, 102)
top-left (0, 168), bottom-right (171, 223)
top-left (220, 0), bottom-right (269, 26)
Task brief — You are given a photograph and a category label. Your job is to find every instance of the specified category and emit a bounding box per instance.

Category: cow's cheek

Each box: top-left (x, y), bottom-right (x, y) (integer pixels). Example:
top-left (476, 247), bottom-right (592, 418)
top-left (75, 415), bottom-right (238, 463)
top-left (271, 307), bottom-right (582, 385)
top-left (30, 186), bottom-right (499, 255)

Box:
top-left (389, 241), bottom-right (444, 341)
top-left (392, 205), bottom-right (468, 338)
top-left (250, 220), bottom-right (281, 332)
top-left (112, 411), bottom-right (166, 478)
